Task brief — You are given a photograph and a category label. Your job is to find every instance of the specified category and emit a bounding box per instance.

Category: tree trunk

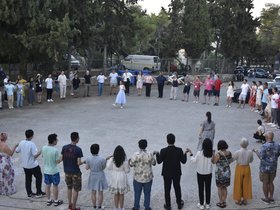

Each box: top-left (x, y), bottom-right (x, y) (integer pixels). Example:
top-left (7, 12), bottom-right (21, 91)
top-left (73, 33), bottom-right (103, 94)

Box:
top-left (103, 44), bottom-right (107, 74)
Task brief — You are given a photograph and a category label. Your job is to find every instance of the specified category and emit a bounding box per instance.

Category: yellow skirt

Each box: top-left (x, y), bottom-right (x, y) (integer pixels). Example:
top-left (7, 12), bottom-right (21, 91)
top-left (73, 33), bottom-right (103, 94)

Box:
top-left (233, 165), bottom-right (252, 201)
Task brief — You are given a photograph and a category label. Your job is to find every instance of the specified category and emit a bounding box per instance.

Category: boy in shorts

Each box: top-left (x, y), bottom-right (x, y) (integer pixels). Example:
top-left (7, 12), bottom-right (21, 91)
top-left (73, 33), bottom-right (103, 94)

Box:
top-left (61, 132), bottom-right (85, 210)
top-left (42, 133), bottom-right (63, 206)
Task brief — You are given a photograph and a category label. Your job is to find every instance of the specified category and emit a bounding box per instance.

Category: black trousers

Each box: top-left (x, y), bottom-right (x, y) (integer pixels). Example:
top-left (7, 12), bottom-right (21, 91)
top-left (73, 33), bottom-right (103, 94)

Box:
top-left (46, 88), bottom-right (53, 100)
top-left (23, 165), bottom-right (43, 195)
top-left (124, 80), bottom-right (130, 94)
top-left (277, 108), bottom-right (280, 126)
top-left (145, 83), bottom-right (152, 97)
top-left (197, 173), bottom-right (212, 205)
top-left (163, 175), bottom-right (182, 207)
top-left (158, 84), bottom-right (164, 98)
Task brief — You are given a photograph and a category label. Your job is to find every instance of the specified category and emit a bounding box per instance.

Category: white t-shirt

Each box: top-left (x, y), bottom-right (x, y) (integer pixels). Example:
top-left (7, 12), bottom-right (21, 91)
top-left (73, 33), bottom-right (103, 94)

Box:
top-left (256, 85), bottom-right (263, 99)
top-left (45, 78), bottom-right (53, 89)
top-left (109, 73), bottom-right (118, 84)
top-left (97, 75), bottom-right (106, 83)
top-left (16, 140), bottom-right (39, 169)
top-left (122, 72), bottom-right (133, 82)
top-left (241, 83), bottom-right (250, 95)
top-left (271, 93), bottom-right (279, 109)
top-left (190, 151), bottom-right (213, 175)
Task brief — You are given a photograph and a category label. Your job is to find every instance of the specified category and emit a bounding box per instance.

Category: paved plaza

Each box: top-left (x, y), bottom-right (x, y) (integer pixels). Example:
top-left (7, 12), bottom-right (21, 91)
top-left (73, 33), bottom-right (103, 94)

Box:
top-left (1, 80), bottom-right (280, 210)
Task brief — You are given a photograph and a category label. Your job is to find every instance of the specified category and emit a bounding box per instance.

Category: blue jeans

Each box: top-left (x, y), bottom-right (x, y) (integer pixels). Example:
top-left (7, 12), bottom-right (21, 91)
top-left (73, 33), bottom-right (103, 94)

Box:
top-left (17, 92), bottom-right (24, 107)
top-left (133, 179), bottom-right (152, 210)
top-left (98, 83), bottom-right (103, 96)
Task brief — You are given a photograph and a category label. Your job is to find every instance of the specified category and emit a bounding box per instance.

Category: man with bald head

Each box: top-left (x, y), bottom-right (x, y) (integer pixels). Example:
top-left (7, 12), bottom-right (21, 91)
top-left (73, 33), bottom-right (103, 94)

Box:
top-left (254, 132), bottom-right (280, 204)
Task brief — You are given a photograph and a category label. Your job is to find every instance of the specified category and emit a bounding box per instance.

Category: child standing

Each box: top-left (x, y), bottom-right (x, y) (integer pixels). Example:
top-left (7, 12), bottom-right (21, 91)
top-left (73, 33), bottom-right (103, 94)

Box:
top-left (41, 134), bottom-right (63, 206)
top-left (5, 80), bottom-right (15, 109)
top-left (86, 144), bottom-right (108, 210)
top-left (107, 145), bottom-right (130, 210)
top-left (113, 81), bottom-right (126, 109)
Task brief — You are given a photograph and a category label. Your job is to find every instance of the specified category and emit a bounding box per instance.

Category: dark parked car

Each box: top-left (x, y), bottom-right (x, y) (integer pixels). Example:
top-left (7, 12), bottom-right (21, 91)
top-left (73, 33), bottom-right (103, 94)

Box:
top-left (234, 70), bottom-right (244, 81)
top-left (255, 68), bottom-right (268, 78)
top-left (232, 89), bottom-right (250, 103)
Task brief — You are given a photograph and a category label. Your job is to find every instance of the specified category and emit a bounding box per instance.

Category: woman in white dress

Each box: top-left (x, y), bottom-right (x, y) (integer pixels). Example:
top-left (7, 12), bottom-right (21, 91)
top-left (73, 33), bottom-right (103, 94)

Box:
top-left (226, 81), bottom-right (235, 108)
top-left (136, 72), bottom-right (144, 96)
top-left (107, 145), bottom-right (130, 210)
top-left (113, 81), bottom-right (126, 108)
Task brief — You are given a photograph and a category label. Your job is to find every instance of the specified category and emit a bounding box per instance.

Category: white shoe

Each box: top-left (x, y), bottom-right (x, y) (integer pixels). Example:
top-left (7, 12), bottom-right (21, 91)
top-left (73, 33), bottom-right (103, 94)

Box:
top-left (266, 123), bottom-right (273, 125)
top-left (271, 124), bottom-right (277, 127)
top-left (205, 204), bottom-right (211, 209)
top-left (120, 106), bottom-right (123, 109)
top-left (112, 104), bottom-right (116, 107)
top-left (197, 203), bottom-right (204, 210)
top-left (47, 99), bottom-right (50, 102)
top-left (254, 110), bottom-right (259, 113)
top-left (50, 99), bottom-right (54, 102)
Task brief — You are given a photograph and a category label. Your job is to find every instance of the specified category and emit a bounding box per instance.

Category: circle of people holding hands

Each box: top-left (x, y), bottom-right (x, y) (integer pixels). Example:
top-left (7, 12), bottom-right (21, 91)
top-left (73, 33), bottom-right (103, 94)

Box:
top-left (1, 115), bottom-right (280, 210)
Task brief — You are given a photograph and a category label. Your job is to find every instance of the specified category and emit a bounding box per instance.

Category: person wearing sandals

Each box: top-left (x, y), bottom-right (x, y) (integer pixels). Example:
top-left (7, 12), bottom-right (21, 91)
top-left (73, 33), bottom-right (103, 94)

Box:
top-left (41, 134), bottom-right (63, 207)
top-left (86, 144), bottom-right (108, 210)
top-left (212, 140), bottom-right (233, 208)
top-left (232, 138), bottom-right (253, 206)
top-left (188, 138), bottom-right (214, 210)
top-left (253, 132), bottom-right (280, 205)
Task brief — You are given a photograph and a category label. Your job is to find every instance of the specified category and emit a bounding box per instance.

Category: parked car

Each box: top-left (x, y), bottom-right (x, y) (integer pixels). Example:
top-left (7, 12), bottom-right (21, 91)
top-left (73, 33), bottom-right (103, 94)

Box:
top-left (70, 55), bottom-right (81, 69)
top-left (234, 70), bottom-right (244, 81)
top-left (234, 66), bottom-right (249, 76)
top-left (268, 76), bottom-right (280, 90)
top-left (255, 68), bottom-right (268, 78)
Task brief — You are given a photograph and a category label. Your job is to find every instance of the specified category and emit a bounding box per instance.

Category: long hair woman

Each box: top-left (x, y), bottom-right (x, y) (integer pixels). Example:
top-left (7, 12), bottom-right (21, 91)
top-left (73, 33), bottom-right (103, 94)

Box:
top-left (107, 145), bottom-right (130, 210)
top-left (197, 112), bottom-right (215, 150)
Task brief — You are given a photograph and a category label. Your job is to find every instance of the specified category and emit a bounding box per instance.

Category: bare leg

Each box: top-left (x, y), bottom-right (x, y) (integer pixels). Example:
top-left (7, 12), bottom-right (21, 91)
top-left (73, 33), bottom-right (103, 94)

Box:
top-left (262, 182), bottom-right (269, 199)
top-left (45, 185), bottom-right (51, 200)
top-left (91, 190), bottom-right (97, 207)
top-left (67, 189), bottom-right (72, 207)
top-left (114, 193), bottom-right (119, 208)
top-left (268, 182), bottom-right (274, 200)
top-left (217, 187), bottom-right (222, 203)
top-left (98, 191), bottom-right (103, 207)
top-left (119, 194), bottom-right (124, 208)
top-left (72, 190), bottom-right (79, 209)
top-left (53, 185), bottom-right (58, 200)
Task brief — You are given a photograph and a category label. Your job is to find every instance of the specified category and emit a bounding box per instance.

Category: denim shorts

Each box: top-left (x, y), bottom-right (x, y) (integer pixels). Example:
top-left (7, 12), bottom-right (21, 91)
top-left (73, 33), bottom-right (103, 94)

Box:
top-left (44, 173), bottom-right (60, 186)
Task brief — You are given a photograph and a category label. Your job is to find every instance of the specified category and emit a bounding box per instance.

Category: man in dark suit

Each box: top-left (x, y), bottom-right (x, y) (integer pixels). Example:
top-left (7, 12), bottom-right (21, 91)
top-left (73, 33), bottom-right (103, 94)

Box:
top-left (155, 133), bottom-right (187, 210)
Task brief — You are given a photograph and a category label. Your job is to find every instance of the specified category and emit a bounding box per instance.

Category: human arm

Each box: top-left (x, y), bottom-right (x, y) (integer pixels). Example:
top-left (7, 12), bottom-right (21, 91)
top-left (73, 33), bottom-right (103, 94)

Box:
top-left (252, 149), bottom-right (261, 159)
top-left (77, 157), bottom-right (86, 166)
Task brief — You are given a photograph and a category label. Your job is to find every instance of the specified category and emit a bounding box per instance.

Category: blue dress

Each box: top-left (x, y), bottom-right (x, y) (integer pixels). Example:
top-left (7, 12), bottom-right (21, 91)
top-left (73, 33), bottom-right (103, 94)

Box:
top-left (86, 155), bottom-right (108, 191)
top-left (115, 85), bottom-right (126, 105)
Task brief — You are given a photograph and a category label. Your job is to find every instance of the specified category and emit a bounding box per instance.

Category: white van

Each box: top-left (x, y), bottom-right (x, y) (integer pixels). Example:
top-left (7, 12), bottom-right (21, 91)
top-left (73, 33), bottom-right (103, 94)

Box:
top-left (122, 55), bottom-right (160, 71)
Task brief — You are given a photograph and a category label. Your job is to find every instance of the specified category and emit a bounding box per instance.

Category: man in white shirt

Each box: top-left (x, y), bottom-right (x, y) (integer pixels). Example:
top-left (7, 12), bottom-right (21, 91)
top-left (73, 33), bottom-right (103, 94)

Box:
top-left (238, 79), bottom-right (250, 108)
top-left (271, 87), bottom-right (279, 127)
top-left (58, 71), bottom-right (67, 99)
top-left (16, 129), bottom-right (45, 198)
top-left (109, 69), bottom-right (119, 95)
top-left (96, 72), bottom-right (107, 96)
top-left (45, 74), bottom-right (53, 102)
top-left (122, 69), bottom-right (133, 95)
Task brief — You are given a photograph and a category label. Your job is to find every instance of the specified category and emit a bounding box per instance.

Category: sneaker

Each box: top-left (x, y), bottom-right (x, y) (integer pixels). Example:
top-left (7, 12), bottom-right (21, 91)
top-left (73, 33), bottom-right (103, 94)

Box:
top-left (254, 110), bottom-right (259, 113)
top-left (120, 106), bottom-right (123, 109)
top-left (271, 124), bottom-right (277, 128)
top-left (178, 200), bottom-right (184, 209)
top-left (205, 204), bottom-right (211, 209)
top-left (261, 198), bottom-right (270, 204)
top-left (266, 122), bottom-right (273, 125)
top-left (27, 193), bottom-right (36, 198)
top-left (163, 204), bottom-right (171, 210)
top-left (112, 104), bottom-right (116, 107)
top-left (229, 105), bottom-right (231, 108)
top-left (35, 192), bottom-right (46, 198)
top-left (50, 99), bottom-right (54, 102)
top-left (197, 203), bottom-right (204, 209)
top-left (47, 99), bottom-right (50, 102)
top-left (269, 199), bottom-right (275, 204)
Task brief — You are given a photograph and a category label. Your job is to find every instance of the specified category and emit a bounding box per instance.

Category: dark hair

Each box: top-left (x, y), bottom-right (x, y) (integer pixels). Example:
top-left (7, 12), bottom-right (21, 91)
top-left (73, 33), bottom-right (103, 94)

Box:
top-left (25, 129), bottom-right (34, 139)
top-left (217, 140), bottom-right (228, 151)
top-left (273, 87), bottom-right (278, 92)
top-left (244, 79), bottom-right (247, 82)
top-left (167, 133), bottom-right (175, 145)
top-left (202, 138), bottom-right (213, 158)
top-left (48, 133), bottom-right (57, 144)
top-left (268, 88), bottom-right (273, 95)
top-left (258, 81), bottom-right (262, 85)
top-left (113, 145), bottom-right (126, 168)
top-left (138, 139), bottom-right (147, 149)
top-left (90, 144), bottom-right (99, 155)
top-left (206, 111), bottom-right (212, 123)
top-left (71, 132), bottom-right (79, 142)
top-left (252, 81), bottom-right (256, 85)
top-left (230, 81), bottom-right (234, 87)
top-left (257, 119), bottom-right (262, 125)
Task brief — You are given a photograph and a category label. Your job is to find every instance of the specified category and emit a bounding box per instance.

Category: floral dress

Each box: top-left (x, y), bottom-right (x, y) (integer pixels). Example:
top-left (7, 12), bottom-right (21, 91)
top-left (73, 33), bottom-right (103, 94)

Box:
top-left (0, 152), bottom-right (16, 195)
top-left (215, 151), bottom-right (232, 187)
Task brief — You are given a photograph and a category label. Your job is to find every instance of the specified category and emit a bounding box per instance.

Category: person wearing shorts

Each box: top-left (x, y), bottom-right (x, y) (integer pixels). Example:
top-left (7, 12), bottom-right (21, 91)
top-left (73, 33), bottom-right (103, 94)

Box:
top-left (203, 75), bottom-right (213, 105)
top-left (238, 79), bottom-right (250, 109)
top-left (42, 134), bottom-right (63, 206)
top-left (61, 132), bottom-right (85, 210)
top-left (253, 132), bottom-right (280, 204)
top-left (193, 76), bottom-right (202, 103)
top-left (213, 75), bottom-right (222, 106)
top-left (109, 69), bottom-right (119, 95)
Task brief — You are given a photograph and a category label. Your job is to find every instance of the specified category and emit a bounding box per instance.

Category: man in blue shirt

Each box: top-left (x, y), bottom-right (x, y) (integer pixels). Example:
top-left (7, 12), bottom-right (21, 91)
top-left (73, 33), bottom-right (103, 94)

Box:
top-left (254, 131), bottom-right (280, 204)
top-left (260, 82), bottom-right (268, 116)
top-left (156, 72), bottom-right (167, 98)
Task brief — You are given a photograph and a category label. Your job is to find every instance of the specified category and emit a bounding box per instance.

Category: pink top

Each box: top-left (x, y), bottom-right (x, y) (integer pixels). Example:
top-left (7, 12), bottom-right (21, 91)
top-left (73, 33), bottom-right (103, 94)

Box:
top-left (204, 78), bottom-right (213, 91)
